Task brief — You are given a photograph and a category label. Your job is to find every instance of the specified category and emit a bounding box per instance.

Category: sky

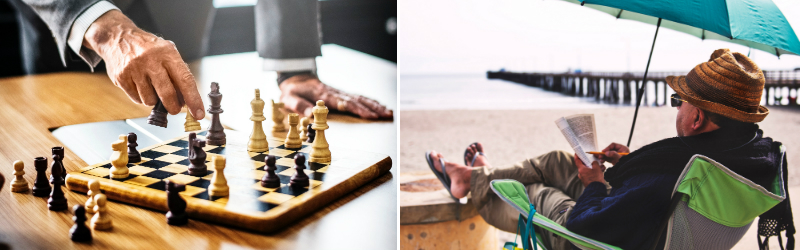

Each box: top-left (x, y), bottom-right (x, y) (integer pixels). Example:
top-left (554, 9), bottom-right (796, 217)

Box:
top-left (398, 0), bottom-right (800, 75)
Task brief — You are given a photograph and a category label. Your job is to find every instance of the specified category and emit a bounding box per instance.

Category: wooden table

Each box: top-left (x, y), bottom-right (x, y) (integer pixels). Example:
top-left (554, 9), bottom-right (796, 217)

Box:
top-left (0, 45), bottom-right (397, 249)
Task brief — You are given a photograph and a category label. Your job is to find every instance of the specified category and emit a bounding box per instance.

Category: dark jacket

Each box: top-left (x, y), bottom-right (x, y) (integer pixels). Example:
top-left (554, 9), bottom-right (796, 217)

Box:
top-left (566, 124), bottom-right (782, 249)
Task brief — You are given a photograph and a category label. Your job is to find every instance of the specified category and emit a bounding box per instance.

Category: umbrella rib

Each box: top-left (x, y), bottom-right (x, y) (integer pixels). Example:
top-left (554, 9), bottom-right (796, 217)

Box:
top-left (627, 18), bottom-right (662, 147)
top-left (616, 9), bottom-right (623, 19)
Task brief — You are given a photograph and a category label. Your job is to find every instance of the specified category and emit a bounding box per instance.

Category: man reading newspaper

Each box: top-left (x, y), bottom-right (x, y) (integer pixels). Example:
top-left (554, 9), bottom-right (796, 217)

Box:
top-left (425, 49), bottom-right (783, 249)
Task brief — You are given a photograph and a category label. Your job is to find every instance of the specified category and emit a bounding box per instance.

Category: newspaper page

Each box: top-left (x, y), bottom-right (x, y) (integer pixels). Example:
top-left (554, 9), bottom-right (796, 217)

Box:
top-left (554, 114), bottom-right (599, 168)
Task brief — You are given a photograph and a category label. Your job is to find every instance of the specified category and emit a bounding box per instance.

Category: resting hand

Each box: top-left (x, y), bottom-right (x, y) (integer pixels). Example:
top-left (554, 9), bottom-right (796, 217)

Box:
top-left (279, 74), bottom-right (393, 119)
top-left (598, 142), bottom-right (630, 165)
top-left (83, 10), bottom-right (205, 119)
top-left (574, 153), bottom-right (606, 187)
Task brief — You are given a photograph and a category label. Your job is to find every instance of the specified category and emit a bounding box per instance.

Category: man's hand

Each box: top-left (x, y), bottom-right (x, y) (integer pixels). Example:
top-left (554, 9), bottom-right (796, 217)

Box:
top-left (574, 153), bottom-right (606, 187)
top-left (598, 142), bottom-right (630, 165)
top-left (279, 74), bottom-right (393, 119)
top-left (83, 10), bottom-right (205, 119)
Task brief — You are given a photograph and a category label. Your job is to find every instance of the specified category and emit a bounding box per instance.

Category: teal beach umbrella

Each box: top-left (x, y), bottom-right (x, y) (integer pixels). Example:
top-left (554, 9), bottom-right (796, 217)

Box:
top-left (558, 0), bottom-right (800, 146)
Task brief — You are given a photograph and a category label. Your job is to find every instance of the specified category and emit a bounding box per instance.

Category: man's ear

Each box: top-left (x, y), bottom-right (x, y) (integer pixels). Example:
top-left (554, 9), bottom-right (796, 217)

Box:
top-left (692, 107), bottom-right (706, 130)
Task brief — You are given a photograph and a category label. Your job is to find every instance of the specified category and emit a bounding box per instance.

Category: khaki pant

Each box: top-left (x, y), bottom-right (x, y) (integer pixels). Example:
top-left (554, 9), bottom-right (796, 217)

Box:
top-left (470, 150), bottom-right (590, 250)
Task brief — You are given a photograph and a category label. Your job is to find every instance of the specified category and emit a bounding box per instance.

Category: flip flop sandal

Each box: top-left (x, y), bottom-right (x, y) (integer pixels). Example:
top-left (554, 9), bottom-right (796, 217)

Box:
top-left (425, 151), bottom-right (458, 201)
top-left (463, 142), bottom-right (487, 167)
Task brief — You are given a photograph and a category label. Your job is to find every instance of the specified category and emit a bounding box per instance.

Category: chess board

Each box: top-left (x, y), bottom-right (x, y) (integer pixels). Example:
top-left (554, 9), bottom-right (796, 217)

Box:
top-left (65, 131), bottom-right (392, 233)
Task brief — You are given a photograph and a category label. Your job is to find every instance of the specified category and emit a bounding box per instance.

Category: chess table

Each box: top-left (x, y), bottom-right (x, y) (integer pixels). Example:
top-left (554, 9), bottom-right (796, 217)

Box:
top-left (0, 45), bottom-right (397, 249)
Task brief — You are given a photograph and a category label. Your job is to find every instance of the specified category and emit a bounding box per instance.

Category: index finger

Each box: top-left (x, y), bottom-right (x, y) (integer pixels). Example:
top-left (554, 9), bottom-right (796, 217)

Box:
top-left (166, 61), bottom-right (205, 120)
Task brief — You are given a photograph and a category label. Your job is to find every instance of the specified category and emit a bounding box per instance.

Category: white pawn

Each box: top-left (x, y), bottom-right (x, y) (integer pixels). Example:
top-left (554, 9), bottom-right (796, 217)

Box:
top-left (284, 113), bottom-right (302, 149)
top-left (299, 117), bottom-right (310, 141)
top-left (10, 160), bottom-right (29, 193)
top-left (109, 134), bottom-right (129, 179)
top-left (91, 194), bottom-right (112, 230)
top-left (85, 180), bottom-right (100, 214)
top-left (208, 156), bottom-right (229, 197)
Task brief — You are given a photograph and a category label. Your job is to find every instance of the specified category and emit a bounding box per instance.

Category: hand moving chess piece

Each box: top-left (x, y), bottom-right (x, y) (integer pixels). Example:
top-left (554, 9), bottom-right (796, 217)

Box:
top-left (209, 156), bottom-right (229, 197)
top-left (207, 82), bottom-right (226, 145)
top-left (284, 113), bottom-right (302, 149)
top-left (299, 117), bottom-right (310, 141)
top-left (289, 154), bottom-right (309, 188)
top-left (85, 180), bottom-right (100, 214)
top-left (70, 205), bottom-right (92, 242)
top-left (11, 160), bottom-right (29, 193)
top-left (127, 132), bottom-right (141, 163)
top-left (184, 106), bottom-right (202, 132)
top-left (260, 155), bottom-right (280, 188)
top-left (248, 89), bottom-right (269, 152)
top-left (306, 123), bottom-right (316, 143)
top-left (109, 135), bottom-right (130, 179)
top-left (32, 157), bottom-right (51, 197)
top-left (50, 146), bottom-right (66, 185)
top-left (91, 193), bottom-right (112, 230)
top-left (309, 101), bottom-right (331, 163)
top-left (271, 99), bottom-right (286, 132)
top-left (48, 158), bottom-right (68, 211)
top-left (187, 132), bottom-right (208, 176)
top-left (147, 100), bottom-right (169, 128)
top-left (165, 180), bottom-right (188, 225)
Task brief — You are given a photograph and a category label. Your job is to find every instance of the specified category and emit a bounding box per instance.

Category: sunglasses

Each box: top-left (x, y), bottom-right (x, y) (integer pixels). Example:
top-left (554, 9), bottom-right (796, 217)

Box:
top-left (671, 94), bottom-right (687, 107)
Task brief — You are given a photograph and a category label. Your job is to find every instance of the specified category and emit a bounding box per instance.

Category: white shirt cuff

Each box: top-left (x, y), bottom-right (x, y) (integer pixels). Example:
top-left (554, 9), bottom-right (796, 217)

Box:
top-left (262, 58), bottom-right (317, 72)
top-left (67, 1), bottom-right (119, 72)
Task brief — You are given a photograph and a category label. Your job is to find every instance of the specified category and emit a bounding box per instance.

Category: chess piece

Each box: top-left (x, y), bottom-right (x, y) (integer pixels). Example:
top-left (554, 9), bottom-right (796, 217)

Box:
top-left (184, 107), bottom-right (202, 132)
top-left (271, 99), bottom-right (286, 132)
top-left (50, 146), bottom-right (65, 185)
top-left (188, 132), bottom-right (207, 176)
top-left (48, 158), bottom-right (68, 211)
top-left (32, 157), bottom-right (51, 197)
top-left (70, 205), bottom-right (92, 242)
top-left (91, 193), bottom-right (112, 230)
top-left (289, 154), bottom-right (310, 188)
top-left (284, 113), bottom-right (302, 149)
top-left (309, 101), bottom-right (331, 163)
top-left (248, 89), bottom-right (269, 152)
top-left (11, 160), bottom-right (29, 193)
top-left (306, 123), bottom-right (316, 143)
top-left (127, 132), bottom-right (141, 163)
top-left (260, 155), bottom-right (280, 188)
top-left (209, 156), bottom-right (229, 197)
top-left (165, 180), bottom-right (188, 225)
top-left (299, 117), bottom-right (310, 141)
top-left (110, 135), bottom-right (130, 179)
top-left (147, 100), bottom-right (169, 128)
top-left (207, 82), bottom-right (226, 145)
top-left (85, 180), bottom-right (100, 214)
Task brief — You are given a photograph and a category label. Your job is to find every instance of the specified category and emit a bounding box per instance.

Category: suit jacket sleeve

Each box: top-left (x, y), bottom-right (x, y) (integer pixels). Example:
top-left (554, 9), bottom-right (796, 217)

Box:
top-left (20, 0), bottom-right (104, 65)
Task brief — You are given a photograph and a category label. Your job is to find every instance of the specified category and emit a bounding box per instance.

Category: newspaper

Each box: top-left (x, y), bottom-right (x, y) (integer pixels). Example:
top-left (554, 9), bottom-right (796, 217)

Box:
top-left (555, 114), bottom-right (599, 169)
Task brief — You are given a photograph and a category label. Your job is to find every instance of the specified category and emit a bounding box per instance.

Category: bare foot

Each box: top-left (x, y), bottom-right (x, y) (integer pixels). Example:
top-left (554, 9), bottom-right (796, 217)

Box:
top-left (429, 150), bottom-right (472, 199)
top-left (465, 143), bottom-right (490, 167)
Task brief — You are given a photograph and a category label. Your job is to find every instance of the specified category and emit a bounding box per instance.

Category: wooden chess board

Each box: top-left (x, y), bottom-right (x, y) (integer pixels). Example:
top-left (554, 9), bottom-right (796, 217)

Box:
top-left (65, 131), bottom-right (392, 233)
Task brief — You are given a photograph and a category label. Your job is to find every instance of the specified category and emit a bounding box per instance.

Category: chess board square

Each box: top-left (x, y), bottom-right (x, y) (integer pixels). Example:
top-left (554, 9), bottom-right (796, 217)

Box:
top-left (84, 167), bottom-right (109, 178)
top-left (268, 140), bottom-right (284, 147)
top-left (249, 153), bottom-right (268, 163)
top-left (247, 160), bottom-right (266, 169)
top-left (278, 174), bottom-right (292, 184)
top-left (251, 182), bottom-right (282, 192)
top-left (202, 144), bottom-right (219, 152)
top-left (258, 192), bottom-right (295, 205)
top-left (139, 160), bottom-right (171, 169)
top-left (252, 170), bottom-right (268, 180)
top-left (97, 163), bottom-right (112, 169)
top-left (129, 157), bottom-right (151, 165)
top-left (202, 173), bottom-right (213, 180)
top-left (124, 176), bottom-right (160, 186)
top-left (172, 148), bottom-right (189, 157)
top-left (275, 157), bottom-right (295, 167)
top-left (308, 162), bottom-right (328, 171)
top-left (140, 150), bottom-right (167, 159)
top-left (310, 179), bottom-right (323, 188)
top-left (315, 166), bottom-right (329, 173)
top-left (188, 178), bottom-right (211, 189)
top-left (269, 148), bottom-right (295, 157)
top-left (309, 172), bottom-right (325, 181)
top-left (298, 146), bottom-right (312, 153)
top-left (110, 174), bottom-right (139, 182)
top-left (128, 165), bottom-right (156, 175)
top-left (146, 181), bottom-right (166, 191)
top-left (181, 185), bottom-right (205, 197)
top-left (79, 165), bottom-right (97, 172)
top-left (277, 168), bottom-right (313, 177)
top-left (208, 146), bottom-right (226, 155)
top-left (213, 197), bottom-right (228, 204)
top-left (167, 140), bottom-right (189, 148)
top-left (277, 185), bottom-right (308, 196)
top-left (166, 174), bottom-right (200, 184)
top-left (198, 131), bottom-right (208, 136)
top-left (160, 164), bottom-right (188, 174)
top-left (152, 145), bottom-right (183, 154)
top-left (155, 154), bottom-right (186, 164)
top-left (143, 170), bottom-right (176, 179)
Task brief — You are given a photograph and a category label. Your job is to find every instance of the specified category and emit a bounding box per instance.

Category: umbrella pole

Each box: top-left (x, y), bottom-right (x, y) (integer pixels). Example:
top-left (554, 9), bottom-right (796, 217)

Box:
top-left (626, 18), bottom-right (662, 147)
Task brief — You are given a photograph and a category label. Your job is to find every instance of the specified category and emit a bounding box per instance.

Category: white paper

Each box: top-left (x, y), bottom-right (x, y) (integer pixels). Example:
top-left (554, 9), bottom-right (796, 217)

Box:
top-left (555, 114), bottom-right (599, 168)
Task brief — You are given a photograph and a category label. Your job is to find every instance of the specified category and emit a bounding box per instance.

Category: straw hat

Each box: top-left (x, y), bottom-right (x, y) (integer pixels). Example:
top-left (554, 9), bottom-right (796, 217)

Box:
top-left (666, 48), bottom-right (769, 123)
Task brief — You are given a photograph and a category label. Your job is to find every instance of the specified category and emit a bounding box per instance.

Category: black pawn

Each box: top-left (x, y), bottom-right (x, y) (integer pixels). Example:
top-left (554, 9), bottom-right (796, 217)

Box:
top-left (128, 132), bottom-right (141, 163)
top-left (306, 123), bottom-right (316, 143)
top-left (289, 154), bottom-right (309, 188)
top-left (50, 147), bottom-right (66, 185)
top-left (48, 158), bottom-right (68, 211)
top-left (261, 155), bottom-right (280, 188)
top-left (70, 205), bottom-right (92, 242)
top-left (166, 180), bottom-right (188, 225)
top-left (148, 100), bottom-right (169, 128)
top-left (32, 157), bottom-right (51, 197)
